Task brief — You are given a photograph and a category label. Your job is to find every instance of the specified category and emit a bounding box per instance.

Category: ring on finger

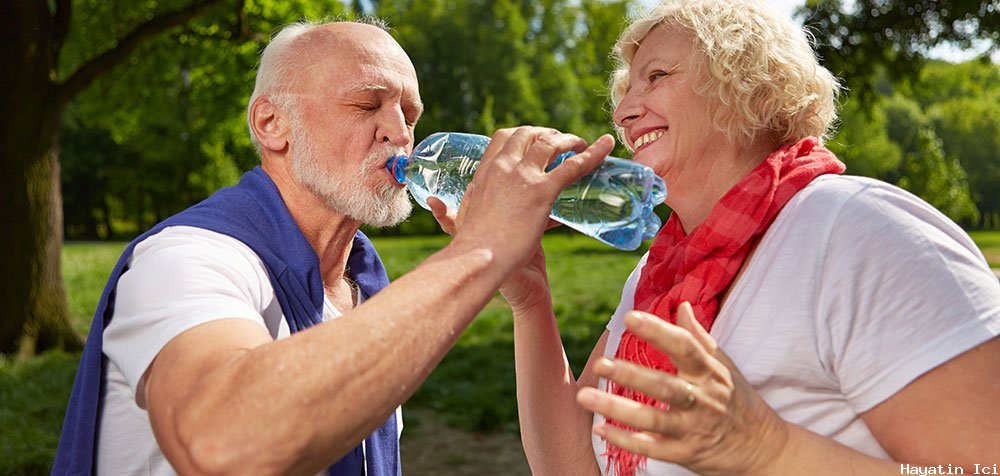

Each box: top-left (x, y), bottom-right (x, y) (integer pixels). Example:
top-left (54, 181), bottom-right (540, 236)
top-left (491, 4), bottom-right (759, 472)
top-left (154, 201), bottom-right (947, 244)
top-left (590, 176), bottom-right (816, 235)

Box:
top-left (678, 381), bottom-right (696, 410)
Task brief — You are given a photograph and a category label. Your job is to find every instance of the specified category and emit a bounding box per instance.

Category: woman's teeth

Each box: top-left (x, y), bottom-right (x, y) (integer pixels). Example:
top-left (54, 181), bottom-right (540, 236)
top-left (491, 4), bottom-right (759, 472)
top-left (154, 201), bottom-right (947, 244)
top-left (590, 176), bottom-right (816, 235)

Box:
top-left (634, 129), bottom-right (665, 149)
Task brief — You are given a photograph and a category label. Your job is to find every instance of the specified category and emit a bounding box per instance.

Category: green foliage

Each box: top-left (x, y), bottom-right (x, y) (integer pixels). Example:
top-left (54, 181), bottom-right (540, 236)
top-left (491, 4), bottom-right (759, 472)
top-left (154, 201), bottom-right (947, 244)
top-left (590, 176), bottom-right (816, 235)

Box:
top-left (827, 95), bottom-right (902, 178)
top-left (912, 61), bottom-right (1000, 226)
top-left (909, 59), bottom-right (1000, 108)
top-left (930, 98), bottom-right (1000, 224)
top-left (882, 95), bottom-right (979, 225)
top-left (379, 0), bottom-right (630, 141)
top-left (800, 0), bottom-right (998, 103)
top-left (60, 0), bottom-right (351, 236)
top-left (0, 351), bottom-right (81, 475)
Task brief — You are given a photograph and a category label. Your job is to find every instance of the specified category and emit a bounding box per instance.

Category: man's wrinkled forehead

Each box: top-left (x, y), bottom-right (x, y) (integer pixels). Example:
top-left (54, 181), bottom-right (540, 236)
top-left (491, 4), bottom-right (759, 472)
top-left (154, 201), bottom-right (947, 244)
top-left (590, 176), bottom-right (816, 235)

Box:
top-left (297, 24), bottom-right (418, 92)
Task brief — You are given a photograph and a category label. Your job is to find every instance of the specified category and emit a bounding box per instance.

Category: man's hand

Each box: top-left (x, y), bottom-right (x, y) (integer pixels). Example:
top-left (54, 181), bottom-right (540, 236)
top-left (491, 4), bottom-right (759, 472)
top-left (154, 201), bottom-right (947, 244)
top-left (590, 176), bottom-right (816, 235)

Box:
top-left (429, 198), bottom-right (558, 313)
top-left (448, 127), bottom-right (614, 276)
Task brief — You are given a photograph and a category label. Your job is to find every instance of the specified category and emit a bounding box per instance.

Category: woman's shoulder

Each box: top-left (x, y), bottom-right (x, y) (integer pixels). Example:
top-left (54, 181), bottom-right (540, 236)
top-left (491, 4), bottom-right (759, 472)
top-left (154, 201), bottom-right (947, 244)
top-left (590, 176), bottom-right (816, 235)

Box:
top-left (790, 174), bottom-right (991, 280)
top-left (771, 174), bottom-right (986, 270)
top-left (786, 174), bottom-right (963, 235)
top-left (789, 174), bottom-right (911, 212)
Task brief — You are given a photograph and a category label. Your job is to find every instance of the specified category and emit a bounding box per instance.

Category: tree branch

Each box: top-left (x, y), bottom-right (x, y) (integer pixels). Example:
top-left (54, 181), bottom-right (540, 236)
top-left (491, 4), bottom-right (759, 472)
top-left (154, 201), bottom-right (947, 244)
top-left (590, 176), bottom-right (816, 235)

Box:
top-left (57, 0), bottom-right (231, 107)
top-left (231, 0), bottom-right (250, 40)
top-left (51, 0), bottom-right (72, 63)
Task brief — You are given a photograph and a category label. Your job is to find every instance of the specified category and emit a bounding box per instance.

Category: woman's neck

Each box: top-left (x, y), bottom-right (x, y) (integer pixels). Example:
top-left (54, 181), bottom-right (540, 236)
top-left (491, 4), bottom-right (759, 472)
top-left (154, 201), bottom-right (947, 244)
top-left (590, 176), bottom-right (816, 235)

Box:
top-left (667, 139), bottom-right (777, 234)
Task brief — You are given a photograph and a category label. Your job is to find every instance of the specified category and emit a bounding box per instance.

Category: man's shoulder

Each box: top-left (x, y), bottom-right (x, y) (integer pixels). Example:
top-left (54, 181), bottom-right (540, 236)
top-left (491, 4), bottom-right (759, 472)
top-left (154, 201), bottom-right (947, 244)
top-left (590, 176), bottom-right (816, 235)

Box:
top-left (130, 225), bottom-right (267, 276)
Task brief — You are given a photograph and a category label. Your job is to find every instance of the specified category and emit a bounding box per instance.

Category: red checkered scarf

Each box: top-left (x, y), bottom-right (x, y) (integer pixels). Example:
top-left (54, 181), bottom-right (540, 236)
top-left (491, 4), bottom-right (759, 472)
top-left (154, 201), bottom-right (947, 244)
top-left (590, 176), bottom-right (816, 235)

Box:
top-left (604, 137), bottom-right (845, 475)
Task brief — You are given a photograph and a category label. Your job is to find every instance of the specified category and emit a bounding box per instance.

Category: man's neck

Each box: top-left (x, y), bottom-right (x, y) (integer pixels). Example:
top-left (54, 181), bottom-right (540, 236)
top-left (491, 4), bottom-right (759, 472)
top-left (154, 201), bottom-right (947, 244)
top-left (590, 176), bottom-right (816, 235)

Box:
top-left (262, 159), bottom-right (361, 286)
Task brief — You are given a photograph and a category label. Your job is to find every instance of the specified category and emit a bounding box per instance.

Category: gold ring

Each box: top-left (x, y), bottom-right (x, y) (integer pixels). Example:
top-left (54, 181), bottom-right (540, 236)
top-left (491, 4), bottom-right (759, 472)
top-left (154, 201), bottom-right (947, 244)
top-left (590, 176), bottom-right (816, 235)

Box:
top-left (679, 382), bottom-right (696, 410)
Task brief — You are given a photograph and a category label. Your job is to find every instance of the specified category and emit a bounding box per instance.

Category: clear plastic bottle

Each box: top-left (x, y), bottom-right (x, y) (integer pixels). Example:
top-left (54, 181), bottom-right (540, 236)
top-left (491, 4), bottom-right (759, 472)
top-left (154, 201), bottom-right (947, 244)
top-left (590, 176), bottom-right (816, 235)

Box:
top-left (386, 132), bottom-right (667, 251)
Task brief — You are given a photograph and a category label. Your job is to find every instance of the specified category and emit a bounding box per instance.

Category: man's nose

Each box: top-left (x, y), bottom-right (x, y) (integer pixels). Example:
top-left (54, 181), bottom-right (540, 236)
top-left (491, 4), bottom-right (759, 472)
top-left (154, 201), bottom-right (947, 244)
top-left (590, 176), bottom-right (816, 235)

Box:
top-left (378, 108), bottom-right (411, 147)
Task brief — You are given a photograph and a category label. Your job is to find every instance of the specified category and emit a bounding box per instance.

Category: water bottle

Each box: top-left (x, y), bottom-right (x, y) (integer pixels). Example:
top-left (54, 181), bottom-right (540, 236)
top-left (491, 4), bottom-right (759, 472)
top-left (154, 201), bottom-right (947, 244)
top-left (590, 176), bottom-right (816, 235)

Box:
top-left (385, 132), bottom-right (666, 251)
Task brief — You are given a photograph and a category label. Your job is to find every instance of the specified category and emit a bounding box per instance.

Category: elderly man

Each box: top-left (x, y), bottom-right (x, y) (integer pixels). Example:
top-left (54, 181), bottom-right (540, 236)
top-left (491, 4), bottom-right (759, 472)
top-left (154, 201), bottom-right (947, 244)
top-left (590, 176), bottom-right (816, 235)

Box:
top-left (54, 19), bottom-right (614, 475)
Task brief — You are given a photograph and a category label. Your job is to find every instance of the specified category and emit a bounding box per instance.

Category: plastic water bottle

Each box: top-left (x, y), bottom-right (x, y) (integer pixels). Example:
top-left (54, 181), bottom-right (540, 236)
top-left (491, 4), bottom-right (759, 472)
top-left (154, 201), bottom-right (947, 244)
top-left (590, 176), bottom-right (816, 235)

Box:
top-left (385, 132), bottom-right (666, 251)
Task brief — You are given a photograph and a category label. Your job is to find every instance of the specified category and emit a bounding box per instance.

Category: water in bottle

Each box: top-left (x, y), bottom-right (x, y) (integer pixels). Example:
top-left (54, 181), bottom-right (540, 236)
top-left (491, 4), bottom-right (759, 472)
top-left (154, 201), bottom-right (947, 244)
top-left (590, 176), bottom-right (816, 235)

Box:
top-left (385, 132), bottom-right (666, 251)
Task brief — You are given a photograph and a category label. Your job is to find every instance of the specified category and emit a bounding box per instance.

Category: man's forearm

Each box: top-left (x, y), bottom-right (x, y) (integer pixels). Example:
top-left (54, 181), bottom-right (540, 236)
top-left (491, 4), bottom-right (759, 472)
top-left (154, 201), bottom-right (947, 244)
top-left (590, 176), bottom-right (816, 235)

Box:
top-left (170, 242), bottom-right (511, 473)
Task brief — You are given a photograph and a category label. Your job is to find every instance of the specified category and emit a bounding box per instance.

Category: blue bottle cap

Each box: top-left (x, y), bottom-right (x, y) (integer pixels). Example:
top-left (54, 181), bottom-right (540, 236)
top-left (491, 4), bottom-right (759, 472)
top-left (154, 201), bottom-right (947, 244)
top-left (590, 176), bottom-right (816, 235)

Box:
top-left (385, 155), bottom-right (409, 185)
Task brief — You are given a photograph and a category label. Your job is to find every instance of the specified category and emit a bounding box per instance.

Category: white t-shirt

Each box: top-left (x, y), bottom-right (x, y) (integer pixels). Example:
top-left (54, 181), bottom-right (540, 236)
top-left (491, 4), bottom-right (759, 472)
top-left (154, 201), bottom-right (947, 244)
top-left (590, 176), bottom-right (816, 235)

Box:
top-left (96, 226), bottom-right (402, 475)
top-left (592, 175), bottom-right (1000, 475)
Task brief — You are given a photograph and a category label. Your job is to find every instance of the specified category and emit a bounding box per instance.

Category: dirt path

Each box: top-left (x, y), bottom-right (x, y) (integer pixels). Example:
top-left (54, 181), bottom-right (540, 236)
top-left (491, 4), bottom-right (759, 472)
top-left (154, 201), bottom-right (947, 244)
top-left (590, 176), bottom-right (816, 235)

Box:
top-left (400, 408), bottom-right (531, 475)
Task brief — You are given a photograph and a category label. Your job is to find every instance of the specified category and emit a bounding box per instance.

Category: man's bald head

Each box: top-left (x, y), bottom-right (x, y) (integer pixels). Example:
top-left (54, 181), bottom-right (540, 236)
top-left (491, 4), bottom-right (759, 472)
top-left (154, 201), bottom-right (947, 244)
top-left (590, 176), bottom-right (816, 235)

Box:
top-left (246, 18), bottom-right (410, 150)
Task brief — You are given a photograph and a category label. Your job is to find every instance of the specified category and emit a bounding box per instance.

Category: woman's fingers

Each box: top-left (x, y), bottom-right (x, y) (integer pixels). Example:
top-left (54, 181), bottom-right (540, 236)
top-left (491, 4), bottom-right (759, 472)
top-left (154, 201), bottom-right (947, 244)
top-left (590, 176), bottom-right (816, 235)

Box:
top-left (591, 357), bottom-right (699, 411)
top-left (623, 310), bottom-right (713, 377)
top-left (592, 423), bottom-right (669, 460)
top-left (427, 196), bottom-right (456, 235)
top-left (676, 301), bottom-right (718, 354)
top-left (577, 387), bottom-right (684, 438)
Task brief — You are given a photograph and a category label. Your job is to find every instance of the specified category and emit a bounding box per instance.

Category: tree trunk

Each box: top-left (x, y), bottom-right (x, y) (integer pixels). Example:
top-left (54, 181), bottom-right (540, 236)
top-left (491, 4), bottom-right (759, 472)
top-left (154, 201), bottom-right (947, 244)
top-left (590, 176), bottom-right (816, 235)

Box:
top-left (102, 198), bottom-right (115, 239)
top-left (9, 144), bottom-right (82, 358)
top-left (0, 0), bottom-right (237, 356)
top-left (0, 122), bottom-right (83, 357)
top-left (0, 1), bottom-right (82, 357)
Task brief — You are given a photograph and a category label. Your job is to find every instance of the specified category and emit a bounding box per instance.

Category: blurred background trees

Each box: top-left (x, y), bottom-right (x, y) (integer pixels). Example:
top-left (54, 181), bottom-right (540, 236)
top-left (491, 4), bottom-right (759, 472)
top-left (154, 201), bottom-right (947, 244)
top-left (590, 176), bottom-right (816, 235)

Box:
top-left (802, 0), bottom-right (999, 227)
top-left (3, 0), bottom-right (998, 356)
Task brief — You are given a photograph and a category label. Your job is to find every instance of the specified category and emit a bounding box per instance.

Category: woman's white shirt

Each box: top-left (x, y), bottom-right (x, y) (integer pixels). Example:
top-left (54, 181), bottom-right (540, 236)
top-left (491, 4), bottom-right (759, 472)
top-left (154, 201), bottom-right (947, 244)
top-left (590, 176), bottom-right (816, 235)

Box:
top-left (593, 175), bottom-right (1000, 475)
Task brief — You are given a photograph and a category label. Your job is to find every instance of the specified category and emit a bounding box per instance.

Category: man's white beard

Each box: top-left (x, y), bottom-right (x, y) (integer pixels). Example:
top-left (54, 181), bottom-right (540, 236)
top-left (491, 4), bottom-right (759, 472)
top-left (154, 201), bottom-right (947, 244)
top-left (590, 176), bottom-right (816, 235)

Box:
top-left (290, 127), bottom-right (412, 228)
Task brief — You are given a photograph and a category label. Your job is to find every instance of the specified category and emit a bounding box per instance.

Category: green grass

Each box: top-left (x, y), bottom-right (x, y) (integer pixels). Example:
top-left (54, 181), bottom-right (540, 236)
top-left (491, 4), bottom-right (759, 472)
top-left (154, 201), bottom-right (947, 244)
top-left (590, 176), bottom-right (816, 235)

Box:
top-left (0, 351), bottom-right (81, 476)
top-left (4, 230), bottom-right (996, 474)
top-left (969, 230), bottom-right (1000, 268)
top-left (62, 241), bottom-right (127, 336)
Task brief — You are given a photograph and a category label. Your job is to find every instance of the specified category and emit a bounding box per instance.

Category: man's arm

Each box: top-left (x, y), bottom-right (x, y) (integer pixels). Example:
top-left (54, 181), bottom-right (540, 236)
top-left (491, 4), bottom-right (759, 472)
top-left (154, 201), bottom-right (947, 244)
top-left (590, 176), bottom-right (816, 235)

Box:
top-left (144, 129), bottom-right (615, 474)
top-left (146, 244), bottom-right (510, 474)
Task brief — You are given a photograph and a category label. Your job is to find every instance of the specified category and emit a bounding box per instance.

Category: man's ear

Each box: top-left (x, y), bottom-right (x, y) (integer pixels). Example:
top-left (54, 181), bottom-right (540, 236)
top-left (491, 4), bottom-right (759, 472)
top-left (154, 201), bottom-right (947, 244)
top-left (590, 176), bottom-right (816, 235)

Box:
top-left (250, 96), bottom-right (290, 153)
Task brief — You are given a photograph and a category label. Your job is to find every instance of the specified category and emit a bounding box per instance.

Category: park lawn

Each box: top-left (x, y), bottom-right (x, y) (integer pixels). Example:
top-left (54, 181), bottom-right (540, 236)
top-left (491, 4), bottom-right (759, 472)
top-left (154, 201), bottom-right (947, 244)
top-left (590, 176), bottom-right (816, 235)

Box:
top-left (969, 230), bottom-right (1000, 268)
top-left (3, 230), bottom-right (997, 474)
top-left (1, 233), bottom-right (641, 474)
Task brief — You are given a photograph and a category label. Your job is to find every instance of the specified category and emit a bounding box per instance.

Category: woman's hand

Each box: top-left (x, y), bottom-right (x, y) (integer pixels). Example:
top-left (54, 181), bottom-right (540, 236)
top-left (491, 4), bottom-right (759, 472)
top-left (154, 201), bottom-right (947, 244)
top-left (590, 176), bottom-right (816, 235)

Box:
top-left (576, 302), bottom-right (789, 476)
top-left (428, 196), bottom-right (556, 313)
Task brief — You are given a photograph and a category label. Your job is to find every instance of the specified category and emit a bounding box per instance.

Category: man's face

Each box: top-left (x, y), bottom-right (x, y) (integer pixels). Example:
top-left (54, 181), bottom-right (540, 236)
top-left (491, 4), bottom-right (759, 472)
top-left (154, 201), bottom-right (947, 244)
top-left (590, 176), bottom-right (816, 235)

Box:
top-left (285, 25), bottom-right (423, 227)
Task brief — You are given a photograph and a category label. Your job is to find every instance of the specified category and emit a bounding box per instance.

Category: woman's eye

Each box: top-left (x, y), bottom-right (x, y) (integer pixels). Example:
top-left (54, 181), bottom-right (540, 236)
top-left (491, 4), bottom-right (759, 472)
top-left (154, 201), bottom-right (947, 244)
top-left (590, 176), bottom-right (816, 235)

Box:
top-left (648, 71), bottom-right (668, 82)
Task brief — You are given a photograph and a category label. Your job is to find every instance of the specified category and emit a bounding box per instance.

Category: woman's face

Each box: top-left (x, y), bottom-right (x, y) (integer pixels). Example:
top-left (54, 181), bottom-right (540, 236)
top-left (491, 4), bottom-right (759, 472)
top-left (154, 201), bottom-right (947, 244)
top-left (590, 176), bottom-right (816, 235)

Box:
top-left (613, 25), bottom-right (721, 183)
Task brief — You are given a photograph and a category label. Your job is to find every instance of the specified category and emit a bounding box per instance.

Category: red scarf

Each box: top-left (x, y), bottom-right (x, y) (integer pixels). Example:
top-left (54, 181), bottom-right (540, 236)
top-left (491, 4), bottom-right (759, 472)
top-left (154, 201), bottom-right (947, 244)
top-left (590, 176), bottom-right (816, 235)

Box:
top-left (604, 137), bottom-right (845, 475)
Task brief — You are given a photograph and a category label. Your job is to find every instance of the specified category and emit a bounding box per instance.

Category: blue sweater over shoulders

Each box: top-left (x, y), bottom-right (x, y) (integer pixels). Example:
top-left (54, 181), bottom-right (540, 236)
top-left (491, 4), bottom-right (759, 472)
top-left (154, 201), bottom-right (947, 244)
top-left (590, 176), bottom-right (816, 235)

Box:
top-left (54, 167), bottom-right (399, 476)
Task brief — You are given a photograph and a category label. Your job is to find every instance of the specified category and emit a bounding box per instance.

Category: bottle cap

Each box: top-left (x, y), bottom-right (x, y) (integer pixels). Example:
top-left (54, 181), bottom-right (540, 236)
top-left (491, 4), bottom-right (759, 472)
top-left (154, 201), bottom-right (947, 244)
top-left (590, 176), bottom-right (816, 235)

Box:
top-left (385, 155), bottom-right (409, 185)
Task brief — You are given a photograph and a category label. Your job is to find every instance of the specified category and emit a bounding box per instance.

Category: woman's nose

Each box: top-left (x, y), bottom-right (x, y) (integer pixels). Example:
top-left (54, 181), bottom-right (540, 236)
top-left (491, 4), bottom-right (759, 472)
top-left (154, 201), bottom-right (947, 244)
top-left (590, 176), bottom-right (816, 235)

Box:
top-left (613, 93), bottom-right (642, 128)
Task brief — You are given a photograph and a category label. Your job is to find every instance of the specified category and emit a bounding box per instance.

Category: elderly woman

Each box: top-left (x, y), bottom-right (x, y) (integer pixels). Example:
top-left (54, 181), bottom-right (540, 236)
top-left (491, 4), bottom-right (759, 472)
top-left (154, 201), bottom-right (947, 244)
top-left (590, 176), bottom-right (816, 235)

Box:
top-left (496, 0), bottom-right (1000, 475)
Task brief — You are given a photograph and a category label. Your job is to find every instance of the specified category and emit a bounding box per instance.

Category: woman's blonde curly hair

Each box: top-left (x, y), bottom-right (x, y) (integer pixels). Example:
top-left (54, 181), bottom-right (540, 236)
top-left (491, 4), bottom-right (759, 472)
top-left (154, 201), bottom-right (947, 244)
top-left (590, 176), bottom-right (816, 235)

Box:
top-left (610, 0), bottom-right (841, 147)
